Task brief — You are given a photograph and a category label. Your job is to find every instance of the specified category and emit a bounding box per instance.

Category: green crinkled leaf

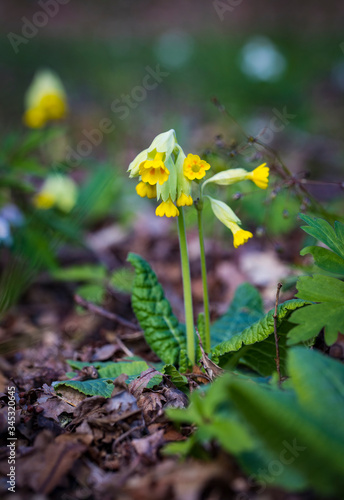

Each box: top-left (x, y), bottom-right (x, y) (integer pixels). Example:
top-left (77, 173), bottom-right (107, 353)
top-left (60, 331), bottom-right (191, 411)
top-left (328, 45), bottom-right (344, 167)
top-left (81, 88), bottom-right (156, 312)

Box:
top-left (55, 360), bottom-right (152, 397)
top-left (211, 299), bottom-right (308, 375)
top-left (66, 360), bottom-right (115, 370)
top-left (300, 245), bottom-right (344, 275)
top-left (128, 253), bottom-right (187, 371)
top-left (53, 378), bottom-right (115, 398)
top-left (299, 214), bottom-right (344, 260)
top-left (288, 275), bottom-right (344, 345)
top-left (162, 364), bottom-right (188, 389)
top-left (210, 283), bottom-right (264, 347)
top-left (97, 360), bottom-right (149, 378)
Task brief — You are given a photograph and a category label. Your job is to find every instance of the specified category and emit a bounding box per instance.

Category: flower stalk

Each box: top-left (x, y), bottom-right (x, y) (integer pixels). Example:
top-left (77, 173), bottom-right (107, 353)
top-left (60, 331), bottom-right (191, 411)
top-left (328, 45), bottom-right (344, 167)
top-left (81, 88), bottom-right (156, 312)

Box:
top-left (195, 197), bottom-right (211, 353)
top-left (177, 207), bottom-right (195, 365)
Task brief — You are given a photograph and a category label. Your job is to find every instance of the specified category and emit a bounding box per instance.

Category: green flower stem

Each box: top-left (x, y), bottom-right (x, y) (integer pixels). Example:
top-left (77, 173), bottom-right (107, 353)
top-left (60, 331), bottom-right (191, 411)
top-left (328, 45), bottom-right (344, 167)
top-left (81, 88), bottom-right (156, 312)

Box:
top-left (196, 201), bottom-right (211, 352)
top-left (177, 207), bottom-right (195, 365)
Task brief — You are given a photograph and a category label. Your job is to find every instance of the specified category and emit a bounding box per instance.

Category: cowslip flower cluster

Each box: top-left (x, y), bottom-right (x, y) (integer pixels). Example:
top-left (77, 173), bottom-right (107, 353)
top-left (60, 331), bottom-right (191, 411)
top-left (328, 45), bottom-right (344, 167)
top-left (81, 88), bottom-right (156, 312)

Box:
top-left (128, 130), bottom-right (270, 248)
top-left (128, 130), bottom-right (208, 218)
top-left (34, 175), bottom-right (77, 213)
top-left (23, 69), bottom-right (68, 129)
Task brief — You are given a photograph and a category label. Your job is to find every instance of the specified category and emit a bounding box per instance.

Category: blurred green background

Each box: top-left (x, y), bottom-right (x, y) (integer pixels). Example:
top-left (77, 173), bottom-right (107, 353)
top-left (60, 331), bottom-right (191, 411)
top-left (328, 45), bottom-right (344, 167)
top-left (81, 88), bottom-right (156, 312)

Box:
top-left (1, 0), bottom-right (343, 255)
top-left (2, 0), bottom-right (344, 150)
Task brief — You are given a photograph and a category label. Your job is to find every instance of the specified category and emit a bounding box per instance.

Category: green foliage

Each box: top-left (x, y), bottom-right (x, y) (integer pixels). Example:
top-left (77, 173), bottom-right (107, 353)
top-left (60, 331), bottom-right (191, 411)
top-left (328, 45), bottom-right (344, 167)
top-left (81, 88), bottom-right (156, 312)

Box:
top-left (51, 263), bottom-right (134, 305)
top-left (162, 364), bottom-right (188, 389)
top-left (299, 214), bottom-right (344, 262)
top-left (54, 358), bottom-right (190, 397)
top-left (167, 347), bottom-right (344, 496)
top-left (211, 291), bottom-right (308, 375)
top-left (109, 268), bottom-right (135, 294)
top-left (288, 216), bottom-right (344, 346)
top-left (128, 253), bottom-right (188, 371)
top-left (165, 375), bottom-right (254, 456)
top-left (210, 283), bottom-right (264, 346)
top-left (52, 265), bottom-right (107, 282)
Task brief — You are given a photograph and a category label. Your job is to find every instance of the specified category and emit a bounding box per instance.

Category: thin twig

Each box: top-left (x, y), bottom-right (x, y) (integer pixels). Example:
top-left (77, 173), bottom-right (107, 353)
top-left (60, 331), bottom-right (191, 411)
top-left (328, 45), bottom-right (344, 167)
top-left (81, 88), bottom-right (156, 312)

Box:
top-left (113, 422), bottom-right (145, 447)
top-left (273, 283), bottom-right (283, 386)
top-left (113, 334), bottom-right (134, 357)
top-left (74, 294), bottom-right (140, 331)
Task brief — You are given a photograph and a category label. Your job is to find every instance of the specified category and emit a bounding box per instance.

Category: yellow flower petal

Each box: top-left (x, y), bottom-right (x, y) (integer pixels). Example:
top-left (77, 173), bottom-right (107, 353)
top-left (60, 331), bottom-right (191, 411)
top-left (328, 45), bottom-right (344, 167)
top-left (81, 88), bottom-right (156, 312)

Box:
top-left (183, 154), bottom-right (211, 181)
top-left (40, 93), bottom-right (67, 120)
top-left (176, 193), bottom-right (193, 207)
top-left (23, 107), bottom-right (47, 129)
top-left (155, 199), bottom-right (179, 218)
top-left (136, 181), bottom-right (157, 199)
top-left (33, 191), bottom-right (56, 210)
top-left (228, 222), bottom-right (253, 248)
top-left (139, 153), bottom-right (170, 185)
top-left (247, 163), bottom-right (270, 189)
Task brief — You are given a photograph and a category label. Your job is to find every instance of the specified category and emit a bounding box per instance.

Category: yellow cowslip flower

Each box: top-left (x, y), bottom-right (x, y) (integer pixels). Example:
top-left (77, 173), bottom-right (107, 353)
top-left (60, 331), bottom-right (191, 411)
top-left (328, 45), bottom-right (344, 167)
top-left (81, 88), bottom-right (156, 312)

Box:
top-left (23, 69), bottom-right (68, 129)
top-left (139, 152), bottom-right (170, 186)
top-left (155, 198), bottom-right (179, 218)
top-left (246, 163), bottom-right (270, 189)
top-left (183, 154), bottom-right (211, 180)
top-left (136, 181), bottom-right (157, 199)
top-left (128, 130), bottom-right (177, 182)
top-left (203, 163), bottom-right (269, 190)
top-left (129, 131), bottom-right (196, 217)
top-left (227, 222), bottom-right (253, 248)
top-left (176, 193), bottom-right (193, 207)
top-left (33, 175), bottom-right (77, 213)
top-left (206, 196), bottom-right (252, 248)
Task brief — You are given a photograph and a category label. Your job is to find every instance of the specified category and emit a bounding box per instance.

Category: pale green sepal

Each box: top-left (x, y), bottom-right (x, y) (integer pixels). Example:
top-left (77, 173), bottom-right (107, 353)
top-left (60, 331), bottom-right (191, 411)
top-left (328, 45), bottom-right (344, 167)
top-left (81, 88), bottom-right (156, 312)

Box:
top-left (206, 196), bottom-right (241, 226)
top-left (202, 168), bottom-right (248, 190)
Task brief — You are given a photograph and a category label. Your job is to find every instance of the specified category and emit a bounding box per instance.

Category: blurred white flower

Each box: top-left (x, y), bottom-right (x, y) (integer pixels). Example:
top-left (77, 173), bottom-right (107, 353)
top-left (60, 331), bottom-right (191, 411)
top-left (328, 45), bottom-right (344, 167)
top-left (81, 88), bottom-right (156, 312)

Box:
top-left (240, 36), bottom-right (286, 81)
top-left (0, 204), bottom-right (24, 226)
top-left (0, 217), bottom-right (12, 246)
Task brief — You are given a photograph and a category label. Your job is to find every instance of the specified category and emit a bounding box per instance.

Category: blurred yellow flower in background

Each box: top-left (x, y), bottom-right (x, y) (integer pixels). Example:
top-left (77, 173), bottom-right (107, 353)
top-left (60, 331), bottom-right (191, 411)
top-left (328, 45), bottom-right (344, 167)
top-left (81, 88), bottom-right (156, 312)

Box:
top-left (23, 69), bottom-right (68, 128)
top-left (34, 175), bottom-right (77, 213)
